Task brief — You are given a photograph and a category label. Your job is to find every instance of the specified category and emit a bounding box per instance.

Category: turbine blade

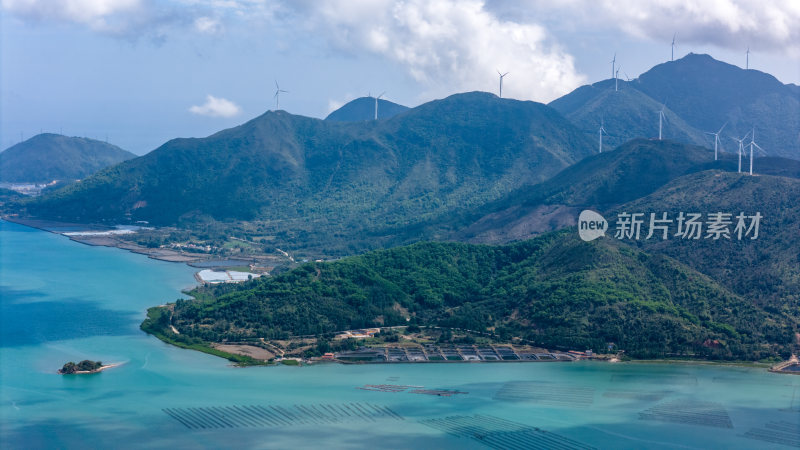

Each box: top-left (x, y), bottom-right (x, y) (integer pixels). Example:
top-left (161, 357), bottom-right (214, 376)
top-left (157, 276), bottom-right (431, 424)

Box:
top-left (718, 121), bottom-right (728, 134)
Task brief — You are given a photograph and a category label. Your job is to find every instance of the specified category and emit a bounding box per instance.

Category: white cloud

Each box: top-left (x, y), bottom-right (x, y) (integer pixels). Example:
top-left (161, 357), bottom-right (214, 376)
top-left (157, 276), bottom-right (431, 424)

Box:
top-left (599, 0), bottom-right (800, 55)
top-left (284, 0), bottom-right (586, 103)
top-left (2, 0), bottom-right (143, 33)
top-left (194, 16), bottom-right (223, 34)
top-left (327, 99), bottom-right (345, 114)
top-left (493, 0), bottom-right (800, 56)
top-left (189, 95), bottom-right (241, 117)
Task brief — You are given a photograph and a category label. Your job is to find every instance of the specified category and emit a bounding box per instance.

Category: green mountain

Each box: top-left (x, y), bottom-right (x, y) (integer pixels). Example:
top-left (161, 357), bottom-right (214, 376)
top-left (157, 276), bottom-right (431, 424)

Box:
top-left (325, 96), bottom-right (409, 121)
top-left (617, 171), bottom-right (800, 318)
top-left (550, 54), bottom-right (800, 160)
top-left (549, 80), bottom-right (707, 149)
top-left (426, 140), bottom-right (799, 245)
top-left (23, 92), bottom-right (594, 253)
top-left (156, 230), bottom-right (793, 360)
top-left (0, 134), bottom-right (135, 183)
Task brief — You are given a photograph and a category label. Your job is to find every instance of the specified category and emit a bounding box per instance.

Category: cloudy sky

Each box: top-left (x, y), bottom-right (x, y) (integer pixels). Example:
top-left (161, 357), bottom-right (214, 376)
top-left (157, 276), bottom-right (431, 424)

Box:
top-left (2, 0), bottom-right (798, 154)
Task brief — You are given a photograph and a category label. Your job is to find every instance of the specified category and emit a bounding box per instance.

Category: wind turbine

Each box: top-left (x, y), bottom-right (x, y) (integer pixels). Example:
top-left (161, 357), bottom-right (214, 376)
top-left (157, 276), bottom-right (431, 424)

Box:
top-left (671, 33), bottom-right (676, 61)
top-left (704, 121), bottom-right (727, 161)
top-left (497, 70), bottom-right (509, 98)
top-left (274, 81), bottom-right (288, 110)
top-left (598, 120), bottom-right (607, 153)
top-left (749, 128), bottom-right (764, 175)
top-left (732, 130), bottom-right (751, 173)
top-left (615, 67), bottom-right (621, 92)
top-left (746, 47), bottom-right (750, 69)
top-left (374, 91), bottom-right (385, 120)
top-left (611, 53), bottom-right (616, 79)
top-left (657, 103), bottom-right (667, 140)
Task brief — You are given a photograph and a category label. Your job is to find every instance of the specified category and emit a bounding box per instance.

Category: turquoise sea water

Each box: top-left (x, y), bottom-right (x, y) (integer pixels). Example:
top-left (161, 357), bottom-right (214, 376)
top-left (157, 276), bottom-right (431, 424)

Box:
top-left (1, 220), bottom-right (798, 449)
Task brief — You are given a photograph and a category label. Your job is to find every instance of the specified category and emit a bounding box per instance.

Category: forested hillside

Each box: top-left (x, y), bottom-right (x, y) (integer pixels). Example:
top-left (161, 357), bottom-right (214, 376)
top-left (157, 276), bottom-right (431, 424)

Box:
top-left (161, 231), bottom-right (794, 360)
top-left (0, 134), bottom-right (135, 183)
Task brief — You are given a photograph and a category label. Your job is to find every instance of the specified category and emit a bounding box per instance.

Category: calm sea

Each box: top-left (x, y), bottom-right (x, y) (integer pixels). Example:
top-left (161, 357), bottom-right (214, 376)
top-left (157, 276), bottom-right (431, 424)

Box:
top-left (1, 220), bottom-right (798, 449)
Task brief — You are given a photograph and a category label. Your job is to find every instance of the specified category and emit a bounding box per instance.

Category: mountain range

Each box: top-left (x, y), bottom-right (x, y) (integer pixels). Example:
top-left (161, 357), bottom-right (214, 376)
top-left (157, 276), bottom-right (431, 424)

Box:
top-left (551, 53), bottom-right (800, 159)
top-left (0, 134), bottom-right (135, 183)
top-left (23, 92), bottom-right (594, 239)
top-left (4, 53), bottom-right (797, 361)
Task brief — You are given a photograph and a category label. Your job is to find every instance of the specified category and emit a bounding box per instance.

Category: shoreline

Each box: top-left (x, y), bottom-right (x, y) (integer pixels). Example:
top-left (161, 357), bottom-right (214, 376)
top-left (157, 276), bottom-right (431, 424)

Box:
top-left (2, 216), bottom-right (211, 265)
top-left (6, 217), bottom-right (795, 373)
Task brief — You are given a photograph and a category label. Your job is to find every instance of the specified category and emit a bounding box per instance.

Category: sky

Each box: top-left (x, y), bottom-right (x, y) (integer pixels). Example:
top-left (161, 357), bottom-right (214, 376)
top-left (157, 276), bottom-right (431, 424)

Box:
top-left (2, 0), bottom-right (799, 155)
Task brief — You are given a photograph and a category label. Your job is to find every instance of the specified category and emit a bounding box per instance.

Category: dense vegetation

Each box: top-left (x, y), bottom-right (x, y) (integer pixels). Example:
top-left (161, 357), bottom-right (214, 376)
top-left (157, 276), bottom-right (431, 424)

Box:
top-left (549, 79), bottom-right (707, 150)
top-left (394, 139), bottom-right (796, 245)
top-left (24, 93), bottom-right (593, 230)
top-left (551, 53), bottom-right (800, 159)
top-left (140, 306), bottom-right (268, 365)
top-left (59, 360), bottom-right (102, 374)
top-left (163, 231), bottom-right (794, 360)
top-left (0, 133), bottom-right (135, 183)
top-left (619, 171), bottom-right (800, 318)
top-left (325, 96), bottom-right (409, 121)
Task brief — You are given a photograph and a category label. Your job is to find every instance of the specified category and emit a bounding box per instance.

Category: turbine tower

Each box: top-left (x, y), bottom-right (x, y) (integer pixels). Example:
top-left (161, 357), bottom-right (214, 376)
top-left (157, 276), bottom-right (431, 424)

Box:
top-left (657, 104), bottom-right (666, 140)
top-left (274, 81), bottom-right (288, 110)
top-left (671, 33), bottom-right (676, 61)
top-left (374, 91), bottom-right (385, 120)
top-left (746, 47), bottom-right (750, 69)
top-left (615, 67), bottom-right (621, 92)
top-left (749, 128), bottom-right (764, 175)
top-left (598, 120), bottom-right (607, 153)
top-left (497, 70), bottom-right (509, 98)
top-left (732, 131), bottom-right (751, 173)
top-left (611, 53), bottom-right (616, 79)
top-left (704, 122), bottom-right (727, 161)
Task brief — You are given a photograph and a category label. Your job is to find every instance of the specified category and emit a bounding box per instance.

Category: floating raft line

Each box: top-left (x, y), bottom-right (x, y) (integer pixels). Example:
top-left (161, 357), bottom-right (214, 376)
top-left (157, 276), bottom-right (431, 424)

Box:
top-left (494, 381), bottom-right (594, 407)
top-left (163, 402), bottom-right (403, 429)
top-left (741, 421), bottom-right (800, 448)
top-left (410, 389), bottom-right (468, 397)
top-left (420, 414), bottom-right (595, 450)
top-left (638, 400), bottom-right (733, 428)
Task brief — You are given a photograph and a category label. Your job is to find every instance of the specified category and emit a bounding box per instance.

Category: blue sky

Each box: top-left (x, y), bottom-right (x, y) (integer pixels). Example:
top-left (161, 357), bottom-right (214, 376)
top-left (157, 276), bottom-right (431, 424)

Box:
top-left (2, 0), bottom-right (798, 155)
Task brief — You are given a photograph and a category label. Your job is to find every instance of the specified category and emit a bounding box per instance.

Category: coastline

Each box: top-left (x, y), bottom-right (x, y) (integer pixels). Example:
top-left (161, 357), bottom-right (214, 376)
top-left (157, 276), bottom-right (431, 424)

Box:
top-left (5, 217), bottom-right (794, 373)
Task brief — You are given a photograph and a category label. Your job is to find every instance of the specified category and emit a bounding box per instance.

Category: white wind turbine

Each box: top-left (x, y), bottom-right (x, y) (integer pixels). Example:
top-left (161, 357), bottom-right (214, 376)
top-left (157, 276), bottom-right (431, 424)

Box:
top-left (374, 91), bottom-right (385, 120)
top-left (598, 119), bottom-right (607, 153)
top-left (749, 128), bottom-right (764, 175)
top-left (274, 81), bottom-right (288, 110)
top-left (704, 122), bottom-right (727, 161)
top-left (657, 103), bottom-right (667, 140)
top-left (671, 33), bottom-right (676, 61)
top-left (611, 53), bottom-right (616, 79)
top-left (746, 47), bottom-right (750, 70)
top-left (732, 130), bottom-right (751, 173)
top-left (497, 70), bottom-right (509, 98)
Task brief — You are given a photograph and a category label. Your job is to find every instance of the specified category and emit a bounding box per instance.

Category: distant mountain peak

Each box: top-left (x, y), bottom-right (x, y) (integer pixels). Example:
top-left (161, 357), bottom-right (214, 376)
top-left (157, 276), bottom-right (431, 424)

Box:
top-left (0, 134), bottom-right (135, 183)
top-left (325, 96), bottom-right (409, 122)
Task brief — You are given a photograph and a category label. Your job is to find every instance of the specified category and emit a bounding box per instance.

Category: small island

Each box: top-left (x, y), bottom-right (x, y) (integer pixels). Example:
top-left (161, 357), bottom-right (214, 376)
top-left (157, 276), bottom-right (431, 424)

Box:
top-left (58, 360), bottom-right (116, 375)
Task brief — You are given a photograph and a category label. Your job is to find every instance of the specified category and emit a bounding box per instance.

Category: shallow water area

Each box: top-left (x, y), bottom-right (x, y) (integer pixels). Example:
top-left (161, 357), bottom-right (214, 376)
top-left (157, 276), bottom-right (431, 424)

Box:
top-left (1, 220), bottom-right (798, 449)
